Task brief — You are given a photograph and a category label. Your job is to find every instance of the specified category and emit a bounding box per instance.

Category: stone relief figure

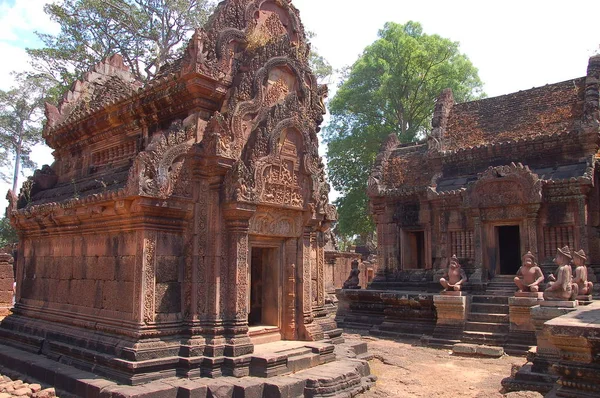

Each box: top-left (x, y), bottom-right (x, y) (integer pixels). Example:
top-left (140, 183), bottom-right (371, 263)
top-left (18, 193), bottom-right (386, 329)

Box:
top-left (514, 251), bottom-right (545, 292)
top-left (572, 249), bottom-right (593, 296)
top-left (544, 246), bottom-right (578, 301)
top-left (342, 259), bottom-right (361, 289)
top-left (440, 255), bottom-right (467, 291)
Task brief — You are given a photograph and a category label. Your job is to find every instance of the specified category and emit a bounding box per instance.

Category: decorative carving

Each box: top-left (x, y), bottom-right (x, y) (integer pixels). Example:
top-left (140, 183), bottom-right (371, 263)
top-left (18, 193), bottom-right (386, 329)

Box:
top-left (44, 54), bottom-right (142, 131)
top-left (249, 209), bottom-right (301, 237)
top-left (144, 235), bottom-right (156, 324)
top-left (127, 120), bottom-right (195, 199)
top-left (467, 162), bottom-right (542, 208)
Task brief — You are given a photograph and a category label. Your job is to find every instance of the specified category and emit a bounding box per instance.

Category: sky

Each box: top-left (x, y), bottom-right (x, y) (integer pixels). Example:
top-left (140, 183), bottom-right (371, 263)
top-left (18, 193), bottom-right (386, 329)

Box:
top-left (1, 0), bottom-right (599, 212)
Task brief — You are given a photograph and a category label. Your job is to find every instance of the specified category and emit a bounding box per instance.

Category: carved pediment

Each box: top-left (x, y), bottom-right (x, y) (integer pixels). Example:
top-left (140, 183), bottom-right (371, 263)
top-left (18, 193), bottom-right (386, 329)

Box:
top-left (44, 55), bottom-right (142, 132)
top-left (126, 119), bottom-right (195, 199)
top-left (467, 162), bottom-right (542, 208)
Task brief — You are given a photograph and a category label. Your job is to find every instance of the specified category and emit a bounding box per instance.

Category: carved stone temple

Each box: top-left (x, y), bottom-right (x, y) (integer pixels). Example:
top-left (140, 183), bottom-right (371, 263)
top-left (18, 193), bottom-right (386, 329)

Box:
top-left (369, 55), bottom-right (600, 287)
top-left (0, 0), bottom-right (351, 387)
top-left (337, 55), bottom-right (600, 346)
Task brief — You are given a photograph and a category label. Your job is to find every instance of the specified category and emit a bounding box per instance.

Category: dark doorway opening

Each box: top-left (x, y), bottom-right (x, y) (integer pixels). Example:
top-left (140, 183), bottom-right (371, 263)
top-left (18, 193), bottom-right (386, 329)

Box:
top-left (406, 231), bottom-right (426, 269)
top-left (248, 247), bottom-right (279, 327)
top-left (497, 226), bottom-right (521, 275)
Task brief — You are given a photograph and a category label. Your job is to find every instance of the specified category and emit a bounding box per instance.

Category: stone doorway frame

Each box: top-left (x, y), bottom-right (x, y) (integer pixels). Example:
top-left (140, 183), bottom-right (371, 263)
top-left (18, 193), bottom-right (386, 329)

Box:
top-left (494, 224), bottom-right (522, 275)
top-left (248, 237), bottom-right (285, 339)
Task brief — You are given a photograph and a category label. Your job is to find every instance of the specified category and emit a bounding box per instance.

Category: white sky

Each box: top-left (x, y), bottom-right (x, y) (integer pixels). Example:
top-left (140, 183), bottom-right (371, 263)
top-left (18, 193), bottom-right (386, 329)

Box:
top-left (1, 0), bottom-right (599, 212)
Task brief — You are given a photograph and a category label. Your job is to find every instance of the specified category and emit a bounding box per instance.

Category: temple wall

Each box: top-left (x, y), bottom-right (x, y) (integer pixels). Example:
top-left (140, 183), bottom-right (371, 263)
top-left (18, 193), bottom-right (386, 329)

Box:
top-left (19, 232), bottom-right (138, 317)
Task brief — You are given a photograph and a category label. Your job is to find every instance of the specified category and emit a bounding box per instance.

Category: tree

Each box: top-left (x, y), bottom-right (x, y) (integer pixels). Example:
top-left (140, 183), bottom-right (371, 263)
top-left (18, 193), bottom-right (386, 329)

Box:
top-left (0, 216), bottom-right (18, 249)
top-left (0, 73), bottom-right (53, 193)
top-left (28, 0), bottom-right (215, 90)
top-left (324, 21), bottom-right (484, 240)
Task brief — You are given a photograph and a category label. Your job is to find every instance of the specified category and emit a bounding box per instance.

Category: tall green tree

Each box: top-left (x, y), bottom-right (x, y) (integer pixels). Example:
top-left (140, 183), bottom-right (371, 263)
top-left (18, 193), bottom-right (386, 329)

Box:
top-left (0, 73), bottom-right (53, 193)
top-left (28, 0), bottom-right (215, 90)
top-left (324, 21), bottom-right (484, 241)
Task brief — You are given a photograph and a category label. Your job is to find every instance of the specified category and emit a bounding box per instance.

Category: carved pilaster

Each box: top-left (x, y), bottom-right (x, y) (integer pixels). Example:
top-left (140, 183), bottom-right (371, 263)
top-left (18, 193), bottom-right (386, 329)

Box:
top-left (473, 214), bottom-right (483, 270)
top-left (299, 227), bottom-right (313, 322)
top-left (222, 203), bottom-right (255, 357)
top-left (576, 195), bottom-right (589, 254)
top-left (143, 231), bottom-right (157, 324)
top-left (526, 205), bottom-right (540, 259)
top-left (283, 238), bottom-right (298, 340)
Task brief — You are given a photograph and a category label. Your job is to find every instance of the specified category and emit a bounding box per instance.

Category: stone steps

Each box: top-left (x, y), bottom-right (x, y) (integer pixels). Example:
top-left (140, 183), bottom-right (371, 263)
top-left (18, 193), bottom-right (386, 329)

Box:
top-left (471, 303), bottom-right (509, 314)
top-left (465, 321), bottom-right (509, 334)
top-left (471, 295), bottom-right (509, 305)
top-left (462, 331), bottom-right (507, 346)
top-left (468, 312), bottom-right (509, 323)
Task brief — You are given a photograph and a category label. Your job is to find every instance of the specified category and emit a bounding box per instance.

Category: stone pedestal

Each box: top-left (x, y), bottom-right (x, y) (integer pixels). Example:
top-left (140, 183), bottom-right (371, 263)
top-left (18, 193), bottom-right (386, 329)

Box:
top-left (430, 294), bottom-right (468, 347)
top-left (502, 301), bottom-right (578, 394)
top-left (506, 296), bottom-right (544, 355)
top-left (545, 301), bottom-right (600, 398)
top-left (0, 252), bottom-right (14, 319)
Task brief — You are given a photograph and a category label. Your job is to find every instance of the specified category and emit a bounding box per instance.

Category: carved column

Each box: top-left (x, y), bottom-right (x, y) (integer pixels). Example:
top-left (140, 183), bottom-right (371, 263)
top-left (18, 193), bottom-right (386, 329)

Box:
top-left (473, 213), bottom-right (483, 274)
top-left (283, 238), bottom-right (298, 340)
top-left (298, 227), bottom-right (314, 325)
top-left (526, 204), bottom-right (541, 258)
top-left (576, 195), bottom-right (589, 254)
top-left (142, 230), bottom-right (157, 325)
top-left (222, 203), bottom-right (255, 357)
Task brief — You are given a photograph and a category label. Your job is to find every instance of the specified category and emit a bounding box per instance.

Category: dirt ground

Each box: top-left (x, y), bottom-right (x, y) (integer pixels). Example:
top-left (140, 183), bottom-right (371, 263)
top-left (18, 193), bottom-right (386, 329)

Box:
top-left (346, 333), bottom-right (543, 398)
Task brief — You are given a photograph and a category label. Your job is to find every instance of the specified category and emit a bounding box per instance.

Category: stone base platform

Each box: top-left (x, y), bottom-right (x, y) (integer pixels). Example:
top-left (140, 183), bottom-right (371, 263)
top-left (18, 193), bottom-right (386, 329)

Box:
top-left (0, 340), bottom-right (376, 398)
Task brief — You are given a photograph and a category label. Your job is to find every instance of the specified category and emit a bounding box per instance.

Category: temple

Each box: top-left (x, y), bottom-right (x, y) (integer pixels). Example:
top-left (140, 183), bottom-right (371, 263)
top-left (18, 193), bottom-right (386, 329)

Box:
top-left (369, 55), bottom-right (600, 288)
top-left (1, 0), bottom-right (343, 385)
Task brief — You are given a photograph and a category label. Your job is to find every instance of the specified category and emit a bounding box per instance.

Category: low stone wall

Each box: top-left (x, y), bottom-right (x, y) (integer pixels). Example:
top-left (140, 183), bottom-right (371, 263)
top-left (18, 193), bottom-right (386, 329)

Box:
top-left (0, 252), bottom-right (15, 319)
top-left (336, 289), bottom-right (436, 338)
top-left (325, 251), bottom-right (364, 291)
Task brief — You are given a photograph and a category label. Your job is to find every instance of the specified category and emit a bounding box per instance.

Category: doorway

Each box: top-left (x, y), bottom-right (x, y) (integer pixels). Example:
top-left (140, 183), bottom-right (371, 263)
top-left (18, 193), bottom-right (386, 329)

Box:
top-left (497, 226), bottom-right (521, 275)
top-left (405, 231), bottom-right (426, 269)
top-left (248, 247), bottom-right (280, 327)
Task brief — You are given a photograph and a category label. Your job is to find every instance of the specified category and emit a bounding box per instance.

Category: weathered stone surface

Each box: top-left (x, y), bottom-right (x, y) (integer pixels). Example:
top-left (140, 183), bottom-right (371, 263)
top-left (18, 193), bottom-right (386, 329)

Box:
top-left (369, 55), bottom-right (600, 291)
top-left (0, 0), bottom-right (353, 386)
top-left (0, 253), bottom-right (14, 319)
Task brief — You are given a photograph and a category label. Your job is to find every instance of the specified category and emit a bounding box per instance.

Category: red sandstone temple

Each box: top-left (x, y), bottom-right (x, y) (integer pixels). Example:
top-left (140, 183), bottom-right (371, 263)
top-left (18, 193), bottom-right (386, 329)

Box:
top-left (2, 0), bottom-right (340, 383)
top-left (368, 55), bottom-right (600, 289)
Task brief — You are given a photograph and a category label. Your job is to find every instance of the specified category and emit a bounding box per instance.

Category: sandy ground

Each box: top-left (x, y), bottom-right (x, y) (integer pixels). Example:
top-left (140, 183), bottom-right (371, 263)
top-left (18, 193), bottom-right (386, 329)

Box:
top-left (345, 333), bottom-right (543, 398)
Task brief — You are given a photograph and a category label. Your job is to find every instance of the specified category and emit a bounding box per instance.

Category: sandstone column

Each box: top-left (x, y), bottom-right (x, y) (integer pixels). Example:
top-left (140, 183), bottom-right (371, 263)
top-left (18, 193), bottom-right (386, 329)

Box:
top-left (222, 203), bottom-right (255, 358)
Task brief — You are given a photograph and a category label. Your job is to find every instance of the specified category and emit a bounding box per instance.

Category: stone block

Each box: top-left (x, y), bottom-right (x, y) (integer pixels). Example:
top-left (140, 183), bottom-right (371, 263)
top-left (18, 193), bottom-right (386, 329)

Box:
top-left (0, 291), bottom-right (14, 303)
top-left (476, 345), bottom-right (504, 357)
top-left (156, 256), bottom-right (180, 283)
top-left (515, 291), bottom-right (543, 299)
top-left (433, 295), bottom-right (467, 325)
top-left (0, 278), bottom-right (13, 291)
top-left (116, 256), bottom-right (135, 282)
top-left (540, 300), bottom-right (577, 308)
top-left (452, 343), bottom-right (477, 355)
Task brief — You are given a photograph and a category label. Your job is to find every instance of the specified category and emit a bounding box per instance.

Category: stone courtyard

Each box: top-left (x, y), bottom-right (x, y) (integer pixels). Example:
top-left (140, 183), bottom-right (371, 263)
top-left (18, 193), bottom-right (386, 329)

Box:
top-left (1, 0), bottom-right (600, 397)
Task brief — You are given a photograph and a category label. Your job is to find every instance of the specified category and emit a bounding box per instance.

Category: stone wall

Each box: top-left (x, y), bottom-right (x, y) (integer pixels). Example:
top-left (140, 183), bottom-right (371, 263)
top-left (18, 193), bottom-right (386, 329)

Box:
top-left (0, 252), bottom-right (14, 319)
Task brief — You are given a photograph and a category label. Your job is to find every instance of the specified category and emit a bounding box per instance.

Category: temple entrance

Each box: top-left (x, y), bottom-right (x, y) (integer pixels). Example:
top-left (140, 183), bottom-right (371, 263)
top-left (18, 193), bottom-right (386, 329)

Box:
top-left (249, 247), bottom-right (280, 326)
top-left (404, 230), bottom-right (426, 269)
top-left (497, 226), bottom-right (521, 275)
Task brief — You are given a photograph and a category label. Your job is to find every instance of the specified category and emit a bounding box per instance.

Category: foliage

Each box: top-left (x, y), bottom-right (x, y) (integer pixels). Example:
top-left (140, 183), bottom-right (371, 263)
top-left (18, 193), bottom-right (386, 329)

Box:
top-left (28, 0), bottom-right (215, 91)
top-left (324, 21), bottom-right (484, 240)
top-left (307, 31), bottom-right (333, 84)
top-left (0, 217), bottom-right (18, 248)
top-left (0, 73), bottom-right (53, 193)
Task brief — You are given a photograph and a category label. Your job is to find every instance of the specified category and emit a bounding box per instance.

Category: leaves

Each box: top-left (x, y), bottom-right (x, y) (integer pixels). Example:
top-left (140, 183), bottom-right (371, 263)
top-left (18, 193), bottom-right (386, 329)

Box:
top-left (324, 21), bottom-right (484, 240)
top-left (0, 73), bottom-right (53, 192)
top-left (27, 0), bottom-right (215, 91)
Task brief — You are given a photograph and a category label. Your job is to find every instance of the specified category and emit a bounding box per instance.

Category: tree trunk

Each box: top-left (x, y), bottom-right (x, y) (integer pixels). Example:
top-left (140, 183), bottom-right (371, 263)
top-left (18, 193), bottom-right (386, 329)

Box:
top-left (12, 145), bottom-right (21, 193)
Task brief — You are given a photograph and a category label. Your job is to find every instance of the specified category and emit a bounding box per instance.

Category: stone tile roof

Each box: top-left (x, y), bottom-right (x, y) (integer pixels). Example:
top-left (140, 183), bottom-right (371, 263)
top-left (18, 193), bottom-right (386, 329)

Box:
top-left (444, 78), bottom-right (585, 151)
top-left (436, 161), bottom-right (589, 192)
